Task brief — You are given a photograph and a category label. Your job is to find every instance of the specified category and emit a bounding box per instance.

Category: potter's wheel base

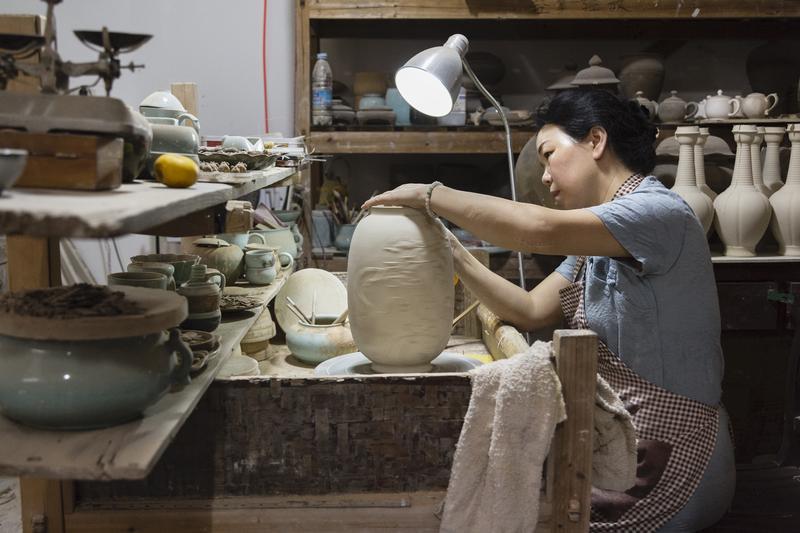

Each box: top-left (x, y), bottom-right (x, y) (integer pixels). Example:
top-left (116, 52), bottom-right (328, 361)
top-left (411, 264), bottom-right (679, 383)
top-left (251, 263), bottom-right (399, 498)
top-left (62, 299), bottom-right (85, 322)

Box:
top-left (315, 351), bottom-right (482, 376)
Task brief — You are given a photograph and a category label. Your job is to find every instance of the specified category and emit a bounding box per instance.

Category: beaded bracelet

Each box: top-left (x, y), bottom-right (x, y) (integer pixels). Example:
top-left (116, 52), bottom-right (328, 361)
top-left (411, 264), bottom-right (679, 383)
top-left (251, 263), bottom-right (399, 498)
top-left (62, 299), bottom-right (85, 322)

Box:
top-left (425, 181), bottom-right (443, 218)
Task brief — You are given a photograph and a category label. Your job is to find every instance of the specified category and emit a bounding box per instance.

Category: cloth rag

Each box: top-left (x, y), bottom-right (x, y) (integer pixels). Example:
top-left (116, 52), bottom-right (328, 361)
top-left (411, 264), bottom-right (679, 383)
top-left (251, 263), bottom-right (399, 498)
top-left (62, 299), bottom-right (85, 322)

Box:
top-left (440, 340), bottom-right (636, 533)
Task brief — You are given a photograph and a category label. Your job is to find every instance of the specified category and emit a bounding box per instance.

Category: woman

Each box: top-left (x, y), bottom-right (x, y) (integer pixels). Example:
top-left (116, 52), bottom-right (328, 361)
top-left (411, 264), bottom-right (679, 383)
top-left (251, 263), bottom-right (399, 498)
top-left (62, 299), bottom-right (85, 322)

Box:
top-left (362, 89), bottom-right (735, 532)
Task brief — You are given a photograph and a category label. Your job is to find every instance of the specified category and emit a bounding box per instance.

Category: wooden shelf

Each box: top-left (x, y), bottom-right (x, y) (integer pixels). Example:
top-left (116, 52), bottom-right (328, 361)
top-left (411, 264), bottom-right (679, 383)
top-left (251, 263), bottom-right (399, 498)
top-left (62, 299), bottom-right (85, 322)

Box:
top-left (0, 166), bottom-right (297, 238)
top-left (0, 271), bottom-right (289, 481)
top-left (711, 254), bottom-right (800, 264)
top-left (306, 129), bottom-right (534, 154)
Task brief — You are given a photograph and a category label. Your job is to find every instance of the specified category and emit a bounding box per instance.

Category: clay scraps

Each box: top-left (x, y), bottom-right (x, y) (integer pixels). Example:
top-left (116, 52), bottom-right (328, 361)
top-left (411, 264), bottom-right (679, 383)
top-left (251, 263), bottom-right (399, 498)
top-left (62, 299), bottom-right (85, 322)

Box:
top-left (0, 284), bottom-right (144, 318)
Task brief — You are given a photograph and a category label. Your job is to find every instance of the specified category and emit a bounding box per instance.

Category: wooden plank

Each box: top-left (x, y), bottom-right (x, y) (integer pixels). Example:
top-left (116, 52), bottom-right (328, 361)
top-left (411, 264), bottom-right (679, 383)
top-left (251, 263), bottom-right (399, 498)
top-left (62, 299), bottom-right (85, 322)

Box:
top-left (551, 329), bottom-right (597, 533)
top-left (307, 130), bottom-right (534, 154)
top-left (0, 166), bottom-right (296, 238)
top-left (711, 254), bottom-right (800, 264)
top-left (6, 235), bottom-right (60, 290)
top-left (66, 491), bottom-right (444, 532)
top-left (0, 272), bottom-right (289, 480)
top-left (20, 479), bottom-right (64, 533)
top-left (170, 83), bottom-right (199, 118)
top-left (306, 0), bottom-right (800, 19)
top-left (295, 1), bottom-right (312, 136)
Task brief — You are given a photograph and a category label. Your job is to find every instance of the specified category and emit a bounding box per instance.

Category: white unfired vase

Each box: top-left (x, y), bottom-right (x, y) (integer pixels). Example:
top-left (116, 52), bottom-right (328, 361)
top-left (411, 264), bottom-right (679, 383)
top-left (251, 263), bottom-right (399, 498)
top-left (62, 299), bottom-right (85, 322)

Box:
top-left (751, 127), bottom-right (771, 197)
top-left (713, 125), bottom-right (772, 257)
top-left (769, 123), bottom-right (800, 255)
top-left (347, 206), bottom-right (454, 372)
top-left (695, 128), bottom-right (717, 200)
top-left (672, 126), bottom-right (714, 233)
top-left (762, 126), bottom-right (786, 195)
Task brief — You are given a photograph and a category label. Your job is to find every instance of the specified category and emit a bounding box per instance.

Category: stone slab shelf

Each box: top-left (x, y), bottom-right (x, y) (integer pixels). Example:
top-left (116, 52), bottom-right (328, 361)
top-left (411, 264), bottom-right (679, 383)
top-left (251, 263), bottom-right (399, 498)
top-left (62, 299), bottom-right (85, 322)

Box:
top-left (0, 166), bottom-right (297, 238)
top-left (711, 254), bottom-right (800, 263)
top-left (0, 271), bottom-right (288, 481)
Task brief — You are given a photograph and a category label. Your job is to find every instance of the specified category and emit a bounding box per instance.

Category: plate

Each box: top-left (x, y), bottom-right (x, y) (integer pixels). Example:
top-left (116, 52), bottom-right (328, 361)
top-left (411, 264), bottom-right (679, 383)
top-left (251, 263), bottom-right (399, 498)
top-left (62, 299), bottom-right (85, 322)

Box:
top-left (275, 269), bottom-right (347, 331)
top-left (315, 351), bottom-right (483, 376)
top-left (220, 294), bottom-right (262, 314)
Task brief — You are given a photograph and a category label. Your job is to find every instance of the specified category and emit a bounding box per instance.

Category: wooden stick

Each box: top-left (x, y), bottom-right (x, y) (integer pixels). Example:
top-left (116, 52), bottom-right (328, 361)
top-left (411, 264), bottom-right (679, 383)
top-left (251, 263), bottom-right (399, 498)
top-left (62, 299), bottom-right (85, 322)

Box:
top-left (285, 301), bottom-right (309, 325)
top-left (285, 296), bottom-right (311, 324)
top-left (452, 300), bottom-right (481, 328)
top-left (333, 307), bottom-right (349, 325)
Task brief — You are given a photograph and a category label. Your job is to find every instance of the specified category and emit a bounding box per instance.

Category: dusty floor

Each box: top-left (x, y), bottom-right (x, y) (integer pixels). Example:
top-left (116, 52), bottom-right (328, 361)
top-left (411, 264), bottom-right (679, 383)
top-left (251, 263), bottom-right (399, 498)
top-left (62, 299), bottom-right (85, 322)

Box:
top-left (0, 478), bottom-right (21, 533)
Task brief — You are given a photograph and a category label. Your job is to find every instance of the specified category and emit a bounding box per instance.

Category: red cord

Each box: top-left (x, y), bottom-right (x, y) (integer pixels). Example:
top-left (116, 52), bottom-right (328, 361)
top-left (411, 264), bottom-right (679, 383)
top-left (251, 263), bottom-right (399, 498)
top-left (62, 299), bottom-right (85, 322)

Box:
top-left (261, 0), bottom-right (269, 133)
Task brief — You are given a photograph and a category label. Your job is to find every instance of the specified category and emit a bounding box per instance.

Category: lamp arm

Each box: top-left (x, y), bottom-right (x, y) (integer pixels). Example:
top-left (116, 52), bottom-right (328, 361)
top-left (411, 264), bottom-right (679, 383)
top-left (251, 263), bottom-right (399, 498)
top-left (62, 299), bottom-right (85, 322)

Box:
top-left (462, 58), bottom-right (526, 293)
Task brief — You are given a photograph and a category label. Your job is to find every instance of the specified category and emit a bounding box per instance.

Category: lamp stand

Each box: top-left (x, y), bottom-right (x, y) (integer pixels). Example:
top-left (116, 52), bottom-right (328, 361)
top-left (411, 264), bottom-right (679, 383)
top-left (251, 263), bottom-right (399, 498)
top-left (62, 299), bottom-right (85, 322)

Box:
top-left (462, 59), bottom-right (526, 292)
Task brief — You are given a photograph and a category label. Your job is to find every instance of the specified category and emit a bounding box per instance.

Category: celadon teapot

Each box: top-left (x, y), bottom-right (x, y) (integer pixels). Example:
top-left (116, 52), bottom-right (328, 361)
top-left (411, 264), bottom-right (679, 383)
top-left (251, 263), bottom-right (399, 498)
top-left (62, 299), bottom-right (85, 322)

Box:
top-left (705, 90), bottom-right (740, 120)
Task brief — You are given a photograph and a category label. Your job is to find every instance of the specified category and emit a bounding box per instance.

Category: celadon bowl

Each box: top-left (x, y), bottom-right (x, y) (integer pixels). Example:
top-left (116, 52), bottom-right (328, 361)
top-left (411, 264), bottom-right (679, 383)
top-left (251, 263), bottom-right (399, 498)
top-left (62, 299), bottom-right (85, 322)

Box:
top-left (284, 314), bottom-right (356, 365)
top-left (0, 329), bottom-right (192, 430)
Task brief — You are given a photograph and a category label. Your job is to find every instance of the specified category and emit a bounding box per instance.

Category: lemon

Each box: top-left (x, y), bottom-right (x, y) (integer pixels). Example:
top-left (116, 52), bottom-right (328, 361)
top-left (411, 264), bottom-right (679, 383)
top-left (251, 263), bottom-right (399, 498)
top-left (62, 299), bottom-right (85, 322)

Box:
top-left (154, 154), bottom-right (199, 188)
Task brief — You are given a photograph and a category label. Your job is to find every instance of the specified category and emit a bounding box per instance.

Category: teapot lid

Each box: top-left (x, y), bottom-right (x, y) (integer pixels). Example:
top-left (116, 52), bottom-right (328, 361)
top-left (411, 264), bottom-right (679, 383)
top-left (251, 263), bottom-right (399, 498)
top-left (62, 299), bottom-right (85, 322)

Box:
top-left (707, 89), bottom-right (731, 100)
top-left (660, 90), bottom-right (686, 105)
top-left (570, 55), bottom-right (620, 86)
top-left (193, 237), bottom-right (230, 248)
top-left (633, 90), bottom-right (653, 104)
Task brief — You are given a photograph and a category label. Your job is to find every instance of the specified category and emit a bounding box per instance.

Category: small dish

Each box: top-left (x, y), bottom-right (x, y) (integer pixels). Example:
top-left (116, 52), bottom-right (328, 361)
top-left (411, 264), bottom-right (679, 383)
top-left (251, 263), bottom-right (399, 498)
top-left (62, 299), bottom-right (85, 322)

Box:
top-left (220, 294), bottom-right (263, 315)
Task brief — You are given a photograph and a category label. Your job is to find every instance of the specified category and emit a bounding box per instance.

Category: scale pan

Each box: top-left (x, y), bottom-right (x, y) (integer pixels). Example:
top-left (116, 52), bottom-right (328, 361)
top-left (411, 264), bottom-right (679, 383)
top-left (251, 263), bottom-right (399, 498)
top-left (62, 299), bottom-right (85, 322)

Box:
top-left (74, 30), bottom-right (152, 53)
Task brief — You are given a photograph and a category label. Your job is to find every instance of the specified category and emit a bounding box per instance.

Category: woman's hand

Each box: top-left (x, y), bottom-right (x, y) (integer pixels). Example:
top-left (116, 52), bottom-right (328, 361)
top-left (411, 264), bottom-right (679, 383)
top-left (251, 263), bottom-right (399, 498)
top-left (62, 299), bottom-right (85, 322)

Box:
top-left (361, 183), bottom-right (429, 210)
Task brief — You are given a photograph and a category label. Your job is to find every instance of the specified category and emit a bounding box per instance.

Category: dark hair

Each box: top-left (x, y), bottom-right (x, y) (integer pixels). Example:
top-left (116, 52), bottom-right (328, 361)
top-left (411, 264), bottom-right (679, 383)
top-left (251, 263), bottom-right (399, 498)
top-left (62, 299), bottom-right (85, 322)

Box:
top-left (535, 89), bottom-right (658, 175)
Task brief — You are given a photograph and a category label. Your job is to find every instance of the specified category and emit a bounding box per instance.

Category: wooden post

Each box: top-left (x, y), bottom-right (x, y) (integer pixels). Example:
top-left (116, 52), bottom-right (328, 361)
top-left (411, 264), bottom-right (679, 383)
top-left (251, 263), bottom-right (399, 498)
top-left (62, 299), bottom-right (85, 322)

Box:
top-left (294, 1), bottom-right (312, 137)
top-left (7, 235), bottom-right (67, 533)
top-left (551, 329), bottom-right (597, 532)
top-left (170, 82), bottom-right (199, 117)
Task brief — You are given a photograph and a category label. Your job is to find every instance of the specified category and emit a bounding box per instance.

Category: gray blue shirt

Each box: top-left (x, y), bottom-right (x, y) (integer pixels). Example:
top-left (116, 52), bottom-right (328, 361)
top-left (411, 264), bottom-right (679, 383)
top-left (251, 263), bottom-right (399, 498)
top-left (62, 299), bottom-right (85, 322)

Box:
top-left (556, 176), bottom-right (724, 406)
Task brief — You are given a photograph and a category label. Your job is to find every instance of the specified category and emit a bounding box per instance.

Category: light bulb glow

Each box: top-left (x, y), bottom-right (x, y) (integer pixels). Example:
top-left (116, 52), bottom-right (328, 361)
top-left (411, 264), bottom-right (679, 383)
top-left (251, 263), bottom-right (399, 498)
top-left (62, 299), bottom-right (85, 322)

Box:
top-left (395, 67), bottom-right (454, 117)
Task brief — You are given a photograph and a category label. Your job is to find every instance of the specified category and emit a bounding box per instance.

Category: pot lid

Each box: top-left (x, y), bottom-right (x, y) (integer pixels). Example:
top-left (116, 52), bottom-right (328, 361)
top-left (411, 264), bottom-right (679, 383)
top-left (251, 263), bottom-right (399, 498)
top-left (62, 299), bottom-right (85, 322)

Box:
top-left (707, 89), bottom-right (731, 101)
top-left (0, 285), bottom-right (187, 340)
top-left (571, 55), bottom-right (620, 86)
top-left (193, 237), bottom-right (230, 248)
top-left (660, 90), bottom-right (686, 105)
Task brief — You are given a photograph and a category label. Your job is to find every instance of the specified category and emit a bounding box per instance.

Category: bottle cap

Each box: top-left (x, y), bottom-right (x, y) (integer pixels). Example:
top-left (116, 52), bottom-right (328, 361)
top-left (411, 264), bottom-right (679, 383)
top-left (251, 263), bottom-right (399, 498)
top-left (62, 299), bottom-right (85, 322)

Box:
top-left (317, 52), bottom-right (328, 60)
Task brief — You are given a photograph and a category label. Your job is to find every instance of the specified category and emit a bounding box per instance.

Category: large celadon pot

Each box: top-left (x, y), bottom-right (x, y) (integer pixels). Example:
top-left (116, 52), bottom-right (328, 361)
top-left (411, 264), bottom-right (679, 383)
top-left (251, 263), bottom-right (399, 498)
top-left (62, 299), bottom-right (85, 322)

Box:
top-left (347, 206), bottom-right (454, 373)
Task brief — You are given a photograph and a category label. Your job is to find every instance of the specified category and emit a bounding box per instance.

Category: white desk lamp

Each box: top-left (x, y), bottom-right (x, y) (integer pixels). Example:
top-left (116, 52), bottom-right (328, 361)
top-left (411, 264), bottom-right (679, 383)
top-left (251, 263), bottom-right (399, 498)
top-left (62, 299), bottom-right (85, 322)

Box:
top-left (395, 34), bottom-right (526, 291)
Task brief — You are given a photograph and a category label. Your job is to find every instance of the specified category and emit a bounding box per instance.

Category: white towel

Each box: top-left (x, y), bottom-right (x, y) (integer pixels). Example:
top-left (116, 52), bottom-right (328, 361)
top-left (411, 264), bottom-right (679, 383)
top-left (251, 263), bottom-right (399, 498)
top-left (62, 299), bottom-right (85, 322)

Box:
top-left (440, 341), bottom-right (637, 532)
top-left (441, 341), bottom-right (565, 533)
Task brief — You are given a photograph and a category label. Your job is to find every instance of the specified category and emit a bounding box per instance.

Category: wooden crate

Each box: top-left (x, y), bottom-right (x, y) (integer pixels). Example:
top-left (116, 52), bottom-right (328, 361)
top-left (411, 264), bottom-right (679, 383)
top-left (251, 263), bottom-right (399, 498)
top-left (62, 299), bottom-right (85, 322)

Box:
top-left (0, 14), bottom-right (44, 94)
top-left (0, 131), bottom-right (123, 190)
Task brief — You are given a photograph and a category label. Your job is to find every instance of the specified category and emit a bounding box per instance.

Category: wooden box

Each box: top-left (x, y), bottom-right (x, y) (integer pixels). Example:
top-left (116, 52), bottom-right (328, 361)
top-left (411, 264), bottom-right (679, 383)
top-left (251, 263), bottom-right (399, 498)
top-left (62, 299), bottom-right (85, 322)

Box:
top-left (0, 131), bottom-right (123, 190)
top-left (0, 14), bottom-right (44, 94)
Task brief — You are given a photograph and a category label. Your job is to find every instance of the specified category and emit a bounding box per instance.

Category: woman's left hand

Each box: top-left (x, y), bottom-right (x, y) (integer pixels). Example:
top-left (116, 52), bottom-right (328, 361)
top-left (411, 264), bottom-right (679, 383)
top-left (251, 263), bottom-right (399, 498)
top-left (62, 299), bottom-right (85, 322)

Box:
top-left (361, 183), bottom-right (429, 210)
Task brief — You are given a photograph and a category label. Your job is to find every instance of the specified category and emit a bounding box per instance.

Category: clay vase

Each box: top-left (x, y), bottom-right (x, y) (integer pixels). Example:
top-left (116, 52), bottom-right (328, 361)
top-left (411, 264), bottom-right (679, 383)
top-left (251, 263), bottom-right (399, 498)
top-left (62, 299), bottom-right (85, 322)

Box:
top-left (618, 53), bottom-right (665, 101)
top-left (672, 126), bottom-right (714, 233)
top-left (695, 128), bottom-right (717, 200)
top-left (189, 237), bottom-right (244, 282)
top-left (751, 127), bottom-right (771, 197)
top-left (763, 126), bottom-right (786, 195)
top-left (713, 125), bottom-right (772, 257)
top-left (177, 264), bottom-right (226, 332)
top-left (347, 206), bottom-right (454, 373)
top-left (769, 123), bottom-right (800, 255)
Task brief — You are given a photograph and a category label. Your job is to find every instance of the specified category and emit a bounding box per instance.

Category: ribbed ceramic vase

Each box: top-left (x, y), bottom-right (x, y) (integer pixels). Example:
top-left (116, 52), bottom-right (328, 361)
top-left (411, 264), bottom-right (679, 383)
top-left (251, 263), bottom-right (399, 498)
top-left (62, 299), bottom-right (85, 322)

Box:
top-left (751, 127), bottom-right (771, 197)
top-left (769, 123), bottom-right (800, 255)
top-left (347, 206), bottom-right (454, 373)
top-left (672, 126), bottom-right (714, 233)
top-left (695, 128), bottom-right (717, 200)
top-left (713, 125), bottom-right (772, 256)
top-left (763, 126), bottom-right (786, 194)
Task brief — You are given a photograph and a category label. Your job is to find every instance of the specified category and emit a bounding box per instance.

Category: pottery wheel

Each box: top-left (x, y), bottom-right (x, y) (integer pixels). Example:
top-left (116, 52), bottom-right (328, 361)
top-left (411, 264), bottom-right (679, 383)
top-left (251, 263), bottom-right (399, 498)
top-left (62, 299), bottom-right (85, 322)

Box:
top-left (0, 285), bottom-right (187, 341)
top-left (315, 351), bottom-right (483, 376)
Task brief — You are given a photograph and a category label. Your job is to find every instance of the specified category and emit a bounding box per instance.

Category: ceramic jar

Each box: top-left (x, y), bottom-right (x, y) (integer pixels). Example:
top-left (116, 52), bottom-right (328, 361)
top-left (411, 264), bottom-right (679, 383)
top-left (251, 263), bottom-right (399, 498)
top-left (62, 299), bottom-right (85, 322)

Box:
top-left (672, 127), bottom-right (714, 233)
top-left (334, 223), bottom-right (357, 251)
top-left (177, 264), bottom-right (226, 332)
top-left (189, 237), bottom-right (244, 282)
top-left (0, 329), bottom-right (191, 429)
top-left (249, 227), bottom-right (297, 264)
top-left (769, 124), bottom-right (800, 255)
top-left (347, 206), bottom-right (454, 373)
top-left (751, 127), bottom-right (771, 197)
top-left (618, 53), bottom-right (665, 101)
top-left (127, 261), bottom-right (176, 290)
top-left (633, 91), bottom-right (658, 119)
top-left (657, 91), bottom-right (698, 123)
top-left (762, 126), bottom-right (786, 194)
top-left (742, 92), bottom-right (779, 118)
top-left (713, 125), bottom-right (772, 256)
top-left (695, 128), bottom-right (717, 200)
top-left (285, 315), bottom-right (357, 365)
top-left (705, 90), bottom-right (741, 120)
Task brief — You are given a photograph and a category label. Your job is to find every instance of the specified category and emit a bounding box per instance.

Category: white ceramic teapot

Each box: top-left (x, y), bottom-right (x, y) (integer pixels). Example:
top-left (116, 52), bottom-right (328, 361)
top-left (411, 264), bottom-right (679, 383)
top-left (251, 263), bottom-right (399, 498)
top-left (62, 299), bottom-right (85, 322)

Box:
top-left (633, 91), bottom-right (658, 119)
top-left (705, 90), bottom-right (740, 120)
top-left (657, 90), bottom-right (698, 123)
top-left (742, 92), bottom-right (779, 118)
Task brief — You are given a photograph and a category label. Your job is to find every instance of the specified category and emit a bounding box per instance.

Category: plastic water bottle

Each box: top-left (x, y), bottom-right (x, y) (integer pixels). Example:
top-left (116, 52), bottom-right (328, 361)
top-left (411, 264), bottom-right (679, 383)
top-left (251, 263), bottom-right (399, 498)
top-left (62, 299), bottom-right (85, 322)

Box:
top-left (312, 52), bottom-right (333, 127)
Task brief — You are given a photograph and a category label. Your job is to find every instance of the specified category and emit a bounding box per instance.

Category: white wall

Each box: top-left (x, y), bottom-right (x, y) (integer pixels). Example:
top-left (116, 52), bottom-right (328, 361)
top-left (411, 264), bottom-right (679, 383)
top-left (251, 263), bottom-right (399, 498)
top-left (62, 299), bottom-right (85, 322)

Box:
top-left (2, 0), bottom-right (295, 281)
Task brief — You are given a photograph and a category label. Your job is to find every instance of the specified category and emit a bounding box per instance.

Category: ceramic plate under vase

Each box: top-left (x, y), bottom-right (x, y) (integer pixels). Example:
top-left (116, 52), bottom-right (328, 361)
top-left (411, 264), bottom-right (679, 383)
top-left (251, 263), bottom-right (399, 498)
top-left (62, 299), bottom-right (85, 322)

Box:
top-left (315, 351), bottom-right (482, 376)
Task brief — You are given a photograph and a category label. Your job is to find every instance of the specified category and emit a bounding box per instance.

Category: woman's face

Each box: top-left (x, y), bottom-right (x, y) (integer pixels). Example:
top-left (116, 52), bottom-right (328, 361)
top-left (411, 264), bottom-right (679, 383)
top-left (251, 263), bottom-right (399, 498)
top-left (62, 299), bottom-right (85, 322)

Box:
top-left (536, 124), bottom-right (599, 210)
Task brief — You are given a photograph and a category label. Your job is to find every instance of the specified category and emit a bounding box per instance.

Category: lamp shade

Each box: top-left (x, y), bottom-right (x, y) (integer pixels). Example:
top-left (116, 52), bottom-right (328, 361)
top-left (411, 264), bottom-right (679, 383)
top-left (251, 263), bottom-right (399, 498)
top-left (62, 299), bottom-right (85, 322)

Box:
top-left (395, 34), bottom-right (468, 117)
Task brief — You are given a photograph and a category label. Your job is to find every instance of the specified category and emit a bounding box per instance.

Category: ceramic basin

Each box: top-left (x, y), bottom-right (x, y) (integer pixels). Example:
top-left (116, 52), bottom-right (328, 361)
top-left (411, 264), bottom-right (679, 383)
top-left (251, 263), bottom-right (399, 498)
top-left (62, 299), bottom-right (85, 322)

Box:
top-left (285, 315), bottom-right (357, 364)
top-left (0, 329), bottom-right (191, 430)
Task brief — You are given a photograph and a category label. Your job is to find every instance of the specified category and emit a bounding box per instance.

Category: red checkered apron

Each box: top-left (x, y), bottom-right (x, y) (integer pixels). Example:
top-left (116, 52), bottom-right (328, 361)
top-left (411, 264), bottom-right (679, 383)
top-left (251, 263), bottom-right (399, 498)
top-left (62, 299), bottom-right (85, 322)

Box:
top-left (558, 174), bottom-right (720, 532)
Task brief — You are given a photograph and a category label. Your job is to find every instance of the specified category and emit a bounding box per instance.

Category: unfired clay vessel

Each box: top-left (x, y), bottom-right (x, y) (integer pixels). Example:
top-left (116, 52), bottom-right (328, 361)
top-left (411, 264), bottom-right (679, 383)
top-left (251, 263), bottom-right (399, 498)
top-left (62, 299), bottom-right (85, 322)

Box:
top-left (713, 125), bottom-right (772, 256)
top-left (763, 126), bottom-right (786, 195)
top-left (751, 127), bottom-right (771, 197)
top-left (742, 92), bottom-right (779, 118)
top-left (347, 206), bottom-right (454, 373)
top-left (705, 90), bottom-right (740, 120)
top-left (769, 123), bottom-right (800, 255)
top-left (657, 90), bottom-right (698, 123)
top-left (695, 128), bottom-right (717, 200)
top-left (672, 127), bottom-right (714, 233)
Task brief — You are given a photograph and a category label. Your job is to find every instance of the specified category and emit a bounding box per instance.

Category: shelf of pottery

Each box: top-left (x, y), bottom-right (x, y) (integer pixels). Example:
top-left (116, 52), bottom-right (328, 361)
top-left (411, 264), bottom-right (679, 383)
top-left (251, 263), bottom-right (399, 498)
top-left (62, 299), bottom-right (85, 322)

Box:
top-left (0, 165), bottom-right (301, 481)
top-left (665, 123), bottom-right (800, 262)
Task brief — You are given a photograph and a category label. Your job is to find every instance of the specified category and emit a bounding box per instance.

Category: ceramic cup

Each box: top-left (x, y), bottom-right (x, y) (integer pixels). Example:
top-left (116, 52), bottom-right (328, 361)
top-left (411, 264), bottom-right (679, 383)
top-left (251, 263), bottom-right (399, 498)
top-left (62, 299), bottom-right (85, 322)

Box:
top-left (108, 271), bottom-right (168, 290)
top-left (246, 265), bottom-right (277, 286)
top-left (127, 261), bottom-right (176, 290)
top-left (245, 249), bottom-right (276, 268)
top-left (130, 254), bottom-right (200, 286)
top-left (244, 243), bottom-right (294, 271)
